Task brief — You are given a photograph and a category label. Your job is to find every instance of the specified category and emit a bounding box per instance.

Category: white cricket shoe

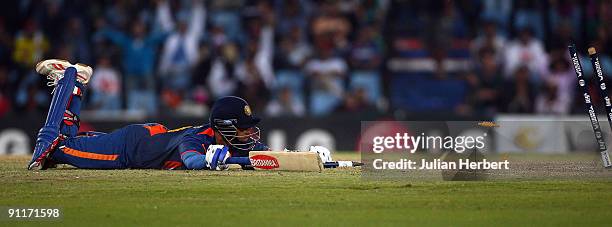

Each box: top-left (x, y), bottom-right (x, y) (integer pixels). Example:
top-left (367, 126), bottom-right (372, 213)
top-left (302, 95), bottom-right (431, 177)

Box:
top-left (35, 59), bottom-right (93, 86)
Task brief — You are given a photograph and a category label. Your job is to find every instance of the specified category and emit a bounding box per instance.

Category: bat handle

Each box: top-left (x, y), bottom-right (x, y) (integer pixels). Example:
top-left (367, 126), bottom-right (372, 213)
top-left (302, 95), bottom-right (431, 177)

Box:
top-left (225, 157), bottom-right (251, 165)
top-left (324, 161), bottom-right (364, 168)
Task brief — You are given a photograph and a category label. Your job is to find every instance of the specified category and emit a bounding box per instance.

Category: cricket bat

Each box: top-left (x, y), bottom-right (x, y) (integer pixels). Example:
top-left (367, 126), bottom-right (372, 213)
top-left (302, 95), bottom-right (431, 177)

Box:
top-left (225, 151), bottom-right (364, 171)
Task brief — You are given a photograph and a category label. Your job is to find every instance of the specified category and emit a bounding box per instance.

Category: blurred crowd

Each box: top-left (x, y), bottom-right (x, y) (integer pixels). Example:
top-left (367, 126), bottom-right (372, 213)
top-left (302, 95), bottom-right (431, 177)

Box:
top-left (0, 0), bottom-right (610, 118)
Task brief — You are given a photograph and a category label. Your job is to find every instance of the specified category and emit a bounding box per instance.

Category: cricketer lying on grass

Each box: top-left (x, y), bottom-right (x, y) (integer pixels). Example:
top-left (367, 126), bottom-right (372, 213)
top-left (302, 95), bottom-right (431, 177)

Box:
top-left (27, 59), bottom-right (338, 171)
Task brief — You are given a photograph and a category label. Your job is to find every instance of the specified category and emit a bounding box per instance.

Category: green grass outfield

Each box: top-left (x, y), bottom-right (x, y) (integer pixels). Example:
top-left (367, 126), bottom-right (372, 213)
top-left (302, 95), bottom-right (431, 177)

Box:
top-left (1, 153), bottom-right (612, 226)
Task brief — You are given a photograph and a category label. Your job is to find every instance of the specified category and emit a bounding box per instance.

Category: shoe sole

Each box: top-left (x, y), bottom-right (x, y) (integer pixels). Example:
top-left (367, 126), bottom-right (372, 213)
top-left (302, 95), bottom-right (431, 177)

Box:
top-left (35, 59), bottom-right (71, 75)
top-left (35, 59), bottom-right (93, 84)
top-left (74, 63), bottom-right (93, 83)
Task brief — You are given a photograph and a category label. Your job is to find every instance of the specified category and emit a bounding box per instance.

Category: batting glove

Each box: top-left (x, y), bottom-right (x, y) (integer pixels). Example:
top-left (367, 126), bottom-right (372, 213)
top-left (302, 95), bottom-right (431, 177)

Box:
top-left (205, 145), bottom-right (230, 170)
top-left (309, 146), bottom-right (332, 162)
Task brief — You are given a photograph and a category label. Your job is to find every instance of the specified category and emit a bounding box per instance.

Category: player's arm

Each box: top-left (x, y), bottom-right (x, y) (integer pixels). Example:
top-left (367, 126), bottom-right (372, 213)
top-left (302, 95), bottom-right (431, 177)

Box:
top-left (178, 134), bottom-right (230, 170)
top-left (96, 27), bottom-right (131, 49)
top-left (155, 0), bottom-right (174, 31)
top-left (187, 0), bottom-right (205, 39)
top-left (177, 134), bottom-right (208, 169)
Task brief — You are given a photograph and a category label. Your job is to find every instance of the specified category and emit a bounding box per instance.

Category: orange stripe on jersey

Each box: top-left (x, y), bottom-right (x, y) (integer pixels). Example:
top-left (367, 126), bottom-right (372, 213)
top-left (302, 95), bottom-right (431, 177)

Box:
top-left (143, 124), bottom-right (168, 136)
top-left (198, 128), bottom-right (214, 136)
top-left (163, 161), bottom-right (183, 170)
top-left (61, 147), bottom-right (118, 161)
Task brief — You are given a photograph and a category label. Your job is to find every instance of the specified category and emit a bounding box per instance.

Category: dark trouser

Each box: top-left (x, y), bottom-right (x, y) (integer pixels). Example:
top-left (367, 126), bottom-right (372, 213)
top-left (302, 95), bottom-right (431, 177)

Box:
top-left (51, 124), bottom-right (165, 169)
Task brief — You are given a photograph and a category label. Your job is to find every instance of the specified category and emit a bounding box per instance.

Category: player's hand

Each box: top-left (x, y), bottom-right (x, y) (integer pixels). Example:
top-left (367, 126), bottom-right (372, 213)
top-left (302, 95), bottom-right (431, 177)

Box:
top-left (205, 145), bottom-right (230, 170)
top-left (309, 146), bottom-right (332, 162)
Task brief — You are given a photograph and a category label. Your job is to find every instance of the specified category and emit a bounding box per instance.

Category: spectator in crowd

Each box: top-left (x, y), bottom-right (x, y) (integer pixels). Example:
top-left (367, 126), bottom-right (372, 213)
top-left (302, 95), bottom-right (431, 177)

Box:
top-left (209, 25), bottom-right (230, 48)
top-left (189, 43), bottom-right (212, 104)
top-left (548, 0), bottom-right (582, 45)
top-left (94, 2), bottom-right (171, 115)
top-left (336, 88), bottom-right (375, 113)
top-left (276, 26), bottom-right (312, 69)
top-left (503, 28), bottom-right (548, 78)
top-left (276, 0), bottom-right (311, 36)
top-left (471, 20), bottom-right (506, 63)
top-left (353, 0), bottom-right (387, 27)
top-left (236, 3), bottom-right (275, 112)
top-left (347, 25), bottom-right (383, 111)
top-left (0, 0), bottom-right (610, 118)
top-left (438, 0), bottom-right (468, 39)
top-left (423, 0), bottom-right (467, 54)
top-left (12, 19), bottom-right (48, 69)
top-left (39, 0), bottom-right (66, 45)
top-left (542, 57), bottom-right (574, 112)
top-left (158, 0), bottom-right (205, 98)
top-left (593, 27), bottom-right (612, 74)
top-left (350, 25), bottom-right (383, 70)
top-left (207, 43), bottom-right (240, 98)
top-left (512, 0), bottom-right (545, 40)
top-left (208, 0), bottom-right (244, 43)
top-left (596, 26), bottom-right (611, 56)
top-left (53, 43), bottom-right (76, 63)
top-left (236, 39), bottom-right (272, 112)
top-left (548, 20), bottom-right (575, 51)
top-left (62, 18), bottom-right (92, 65)
top-left (480, 0), bottom-right (512, 32)
top-left (304, 41), bottom-right (347, 116)
top-left (89, 56), bottom-right (122, 111)
top-left (463, 47), bottom-right (504, 116)
top-left (15, 72), bottom-right (48, 113)
top-left (103, 0), bottom-right (131, 29)
top-left (502, 66), bottom-right (537, 113)
top-left (266, 87), bottom-right (305, 117)
top-left (535, 80), bottom-right (568, 115)
top-left (311, 1), bottom-right (351, 52)
top-left (9, 18), bottom-right (50, 115)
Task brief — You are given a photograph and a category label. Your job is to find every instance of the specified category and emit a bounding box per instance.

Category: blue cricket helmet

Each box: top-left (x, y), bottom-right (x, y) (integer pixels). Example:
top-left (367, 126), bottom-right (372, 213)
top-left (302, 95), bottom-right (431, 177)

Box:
top-left (209, 96), bottom-right (261, 151)
top-left (210, 96), bottom-right (260, 128)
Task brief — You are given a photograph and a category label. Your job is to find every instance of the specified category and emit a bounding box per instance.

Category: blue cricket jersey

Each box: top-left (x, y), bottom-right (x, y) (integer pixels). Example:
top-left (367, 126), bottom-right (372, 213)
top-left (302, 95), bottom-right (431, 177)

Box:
top-left (130, 123), bottom-right (268, 170)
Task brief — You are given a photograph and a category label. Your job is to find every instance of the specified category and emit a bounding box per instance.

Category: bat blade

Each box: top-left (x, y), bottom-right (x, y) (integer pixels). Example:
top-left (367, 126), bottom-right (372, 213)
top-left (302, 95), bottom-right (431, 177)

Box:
top-left (226, 151), bottom-right (323, 171)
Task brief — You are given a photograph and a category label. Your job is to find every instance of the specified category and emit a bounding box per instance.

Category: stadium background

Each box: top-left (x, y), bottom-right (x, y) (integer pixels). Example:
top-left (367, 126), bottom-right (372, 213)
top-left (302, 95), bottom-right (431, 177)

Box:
top-left (0, 0), bottom-right (611, 153)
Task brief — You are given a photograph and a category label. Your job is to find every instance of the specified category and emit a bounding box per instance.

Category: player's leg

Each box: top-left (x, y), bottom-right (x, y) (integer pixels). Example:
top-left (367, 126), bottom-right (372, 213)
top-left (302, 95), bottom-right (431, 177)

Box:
top-left (27, 67), bottom-right (76, 170)
top-left (44, 82), bottom-right (101, 168)
top-left (48, 127), bottom-right (131, 169)
top-left (49, 124), bottom-right (157, 169)
top-left (59, 81), bottom-right (86, 137)
top-left (36, 59), bottom-right (93, 137)
top-left (28, 59), bottom-right (92, 170)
